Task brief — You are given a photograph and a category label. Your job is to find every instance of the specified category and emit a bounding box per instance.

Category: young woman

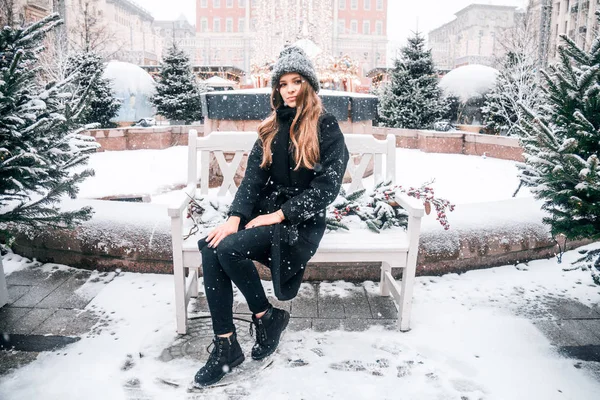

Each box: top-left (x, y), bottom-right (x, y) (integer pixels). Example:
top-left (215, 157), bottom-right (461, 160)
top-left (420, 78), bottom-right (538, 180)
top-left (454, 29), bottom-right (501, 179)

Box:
top-left (194, 46), bottom-right (350, 386)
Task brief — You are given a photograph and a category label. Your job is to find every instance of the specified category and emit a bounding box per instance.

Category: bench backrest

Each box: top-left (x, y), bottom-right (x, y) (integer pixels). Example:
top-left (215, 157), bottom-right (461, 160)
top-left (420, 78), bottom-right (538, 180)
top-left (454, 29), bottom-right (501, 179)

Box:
top-left (188, 130), bottom-right (396, 197)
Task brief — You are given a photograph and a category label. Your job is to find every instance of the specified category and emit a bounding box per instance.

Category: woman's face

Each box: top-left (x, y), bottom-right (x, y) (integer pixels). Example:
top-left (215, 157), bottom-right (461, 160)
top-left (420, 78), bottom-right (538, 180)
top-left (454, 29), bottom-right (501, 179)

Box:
top-left (278, 72), bottom-right (304, 108)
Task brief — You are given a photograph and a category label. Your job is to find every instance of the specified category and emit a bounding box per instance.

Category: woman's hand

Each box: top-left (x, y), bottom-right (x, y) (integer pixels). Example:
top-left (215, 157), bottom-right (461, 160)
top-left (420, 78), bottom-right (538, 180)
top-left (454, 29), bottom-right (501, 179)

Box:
top-left (205, 217), bottom-right (240, 248)
top-left (245, 212), bottom-right (284, 229)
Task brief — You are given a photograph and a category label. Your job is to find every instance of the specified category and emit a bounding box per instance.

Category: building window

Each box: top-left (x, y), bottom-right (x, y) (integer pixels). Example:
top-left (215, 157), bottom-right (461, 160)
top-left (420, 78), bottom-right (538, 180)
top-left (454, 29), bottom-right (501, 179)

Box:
top-left (250, 17), bottom-right (256, 31)
top-left (201, 17), bottom-right (208, 32)
top-left (251, 0), bottom-right (256, 6)
top-left (214, 17), bottom-right (221, 32)
top-left (239, 0), bottom-right (245, 6)
top-left (363, 20), bottom-right (370, 35)
top-left (226, 18), bottom-right (233, 32)
top-left (338, 19), bottom-right (345, 34)
top-left (376, 0), bottom-right (383, 11)
top-left (238, 17), bottom-right (245, 32)
top-left (214, 0), bottom-right (221, 8)
top-left (200, 0), bottom-right (207, 7)
top-left (351, 0), bottom-right (358, 10)
top-left (364, 0), bottom-right (370, 10)
top-left (226, 0), bottom-right (233, 7)
top-left (350, 19), bottom-right (358, 33)
top-left (339, 0), bottom-right (345, 9)
top-left (375, 20), bottom-right (382, 35)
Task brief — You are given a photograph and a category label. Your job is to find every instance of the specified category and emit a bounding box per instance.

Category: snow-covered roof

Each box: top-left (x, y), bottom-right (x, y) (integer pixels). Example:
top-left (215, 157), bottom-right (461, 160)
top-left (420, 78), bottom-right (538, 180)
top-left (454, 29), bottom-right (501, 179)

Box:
top-left (439, 64), bottom-right (498, 101)
top-left (204, 76), bottom-right (236, 86)
top-left (103, 60), bottom-right (156, 96)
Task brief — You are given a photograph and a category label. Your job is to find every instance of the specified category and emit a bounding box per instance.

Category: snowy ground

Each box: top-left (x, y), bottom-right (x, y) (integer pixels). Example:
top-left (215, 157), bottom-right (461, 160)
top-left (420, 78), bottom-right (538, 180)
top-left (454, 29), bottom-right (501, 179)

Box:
top-left (1, 243), bottom-right (599, 400)
top-left (75, 146), bottom-right (532, 206)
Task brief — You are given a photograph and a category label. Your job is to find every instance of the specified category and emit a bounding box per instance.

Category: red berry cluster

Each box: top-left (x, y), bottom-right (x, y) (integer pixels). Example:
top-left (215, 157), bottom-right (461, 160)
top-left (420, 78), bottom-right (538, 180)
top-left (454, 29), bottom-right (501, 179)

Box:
top-left (404, 185), bottom-right (454, 230)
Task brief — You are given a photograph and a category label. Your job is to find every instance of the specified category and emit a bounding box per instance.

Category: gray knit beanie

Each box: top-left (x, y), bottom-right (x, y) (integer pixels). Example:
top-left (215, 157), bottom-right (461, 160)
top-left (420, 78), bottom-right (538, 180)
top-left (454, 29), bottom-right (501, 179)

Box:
top-left (271, 45), bottom-right (320, 93)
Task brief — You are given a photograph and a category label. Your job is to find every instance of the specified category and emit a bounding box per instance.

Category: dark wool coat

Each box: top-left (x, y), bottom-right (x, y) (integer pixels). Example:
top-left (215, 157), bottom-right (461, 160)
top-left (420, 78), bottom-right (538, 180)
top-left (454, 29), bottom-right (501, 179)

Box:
top-left (227, 106), bottom-right (349, 300)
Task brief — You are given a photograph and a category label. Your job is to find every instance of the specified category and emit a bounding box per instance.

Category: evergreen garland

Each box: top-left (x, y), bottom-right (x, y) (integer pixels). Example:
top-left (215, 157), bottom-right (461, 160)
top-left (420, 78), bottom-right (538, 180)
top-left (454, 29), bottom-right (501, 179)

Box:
top-left (326, 180), bottom-right (454, 233)
top-left (185, 182), bottom-right (455, 236)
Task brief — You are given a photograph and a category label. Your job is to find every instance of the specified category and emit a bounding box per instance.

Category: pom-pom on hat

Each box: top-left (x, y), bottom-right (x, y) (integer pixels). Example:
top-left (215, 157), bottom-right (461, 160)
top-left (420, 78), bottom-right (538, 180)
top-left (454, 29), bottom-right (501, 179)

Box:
top-left (271, 45), bottom-right (320, 93)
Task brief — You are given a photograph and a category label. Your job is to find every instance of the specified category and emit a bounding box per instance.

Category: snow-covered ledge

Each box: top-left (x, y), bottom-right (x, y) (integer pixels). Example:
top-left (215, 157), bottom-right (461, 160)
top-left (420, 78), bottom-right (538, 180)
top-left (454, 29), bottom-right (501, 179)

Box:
top-left (201, 88), bottom-right (378, 135)
top-left (7, 198), bottom-right (592, 279)
top-left (372, 127), bottom-right (524, 162)
top-left (0, 257), bottom-right (8, 308)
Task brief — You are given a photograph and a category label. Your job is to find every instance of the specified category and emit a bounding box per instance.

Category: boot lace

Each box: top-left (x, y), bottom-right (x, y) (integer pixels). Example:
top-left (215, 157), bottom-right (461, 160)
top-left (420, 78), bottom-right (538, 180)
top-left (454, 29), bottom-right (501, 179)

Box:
top-left (204, 337), bottom-right (223, 367)
top-left (249, 319), bottom-right (268, 345)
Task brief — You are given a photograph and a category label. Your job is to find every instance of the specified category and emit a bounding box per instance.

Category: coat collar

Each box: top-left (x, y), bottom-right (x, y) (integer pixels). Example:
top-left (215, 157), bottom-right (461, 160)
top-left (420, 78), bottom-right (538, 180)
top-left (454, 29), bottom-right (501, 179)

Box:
top-left (276, 106), bottom-right (297, 123)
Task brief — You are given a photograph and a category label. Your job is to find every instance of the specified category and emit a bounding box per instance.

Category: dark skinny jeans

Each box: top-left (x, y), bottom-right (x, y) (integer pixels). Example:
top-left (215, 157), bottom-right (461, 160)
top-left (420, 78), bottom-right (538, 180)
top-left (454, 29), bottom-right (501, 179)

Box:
top-left (199, 225), bottom-right (274, 335)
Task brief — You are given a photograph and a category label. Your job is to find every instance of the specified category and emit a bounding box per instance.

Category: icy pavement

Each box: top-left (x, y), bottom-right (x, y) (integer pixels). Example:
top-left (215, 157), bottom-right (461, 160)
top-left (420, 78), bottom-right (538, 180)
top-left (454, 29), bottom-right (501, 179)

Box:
top-left (1, 242), bottom-right (600, 399)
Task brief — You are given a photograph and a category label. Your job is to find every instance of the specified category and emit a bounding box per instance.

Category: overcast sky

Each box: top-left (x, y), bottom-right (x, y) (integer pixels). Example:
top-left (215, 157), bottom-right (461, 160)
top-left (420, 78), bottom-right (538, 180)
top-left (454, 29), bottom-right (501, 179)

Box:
top-left (135, 0), bottom-right (528, 64)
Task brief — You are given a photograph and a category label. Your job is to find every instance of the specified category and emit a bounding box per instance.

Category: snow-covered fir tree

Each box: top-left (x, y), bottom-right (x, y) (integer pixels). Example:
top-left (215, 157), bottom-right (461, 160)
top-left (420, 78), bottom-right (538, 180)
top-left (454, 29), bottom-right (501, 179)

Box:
top-left (0, 14), bottom-right (99, 234)
top-left (66, 51), bottom-right (121, 128)
top-left (377, 31), bottom-right (446, 129)
top-left (482, 3), bottom-right (541, 135)
top-left (517, 11), bottom-right (600, 280)
top-left (152, 44), bottom-right (208, 124)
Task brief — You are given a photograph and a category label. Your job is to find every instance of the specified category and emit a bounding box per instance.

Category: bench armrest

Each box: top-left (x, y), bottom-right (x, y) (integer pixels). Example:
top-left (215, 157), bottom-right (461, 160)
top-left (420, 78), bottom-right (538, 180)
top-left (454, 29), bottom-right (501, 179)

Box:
top-left (394, 192), bottom-right (425, 218)
top-left (167, 183), bottom-right (196, 218)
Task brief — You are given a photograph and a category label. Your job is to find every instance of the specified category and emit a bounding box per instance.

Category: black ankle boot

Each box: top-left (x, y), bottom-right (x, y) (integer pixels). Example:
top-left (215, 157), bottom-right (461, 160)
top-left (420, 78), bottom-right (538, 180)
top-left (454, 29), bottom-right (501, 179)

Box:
top-left (250, 305), bottom-right (290, 360)
top-left (194, 332), bottom-right (245, 387)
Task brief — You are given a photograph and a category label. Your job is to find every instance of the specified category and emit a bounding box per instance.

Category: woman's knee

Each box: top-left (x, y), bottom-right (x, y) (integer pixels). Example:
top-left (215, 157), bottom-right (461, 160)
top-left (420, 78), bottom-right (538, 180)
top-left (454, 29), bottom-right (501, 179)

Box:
top-left (216, 235), bottom-right (241, 265)
top-left (201, 245), bottom-right (219, 272)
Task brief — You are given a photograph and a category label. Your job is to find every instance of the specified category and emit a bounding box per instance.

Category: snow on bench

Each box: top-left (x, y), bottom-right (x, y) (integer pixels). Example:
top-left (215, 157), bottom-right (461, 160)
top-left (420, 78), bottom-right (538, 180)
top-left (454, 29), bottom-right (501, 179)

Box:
top-left (168, 129), bottom-right (424, 334)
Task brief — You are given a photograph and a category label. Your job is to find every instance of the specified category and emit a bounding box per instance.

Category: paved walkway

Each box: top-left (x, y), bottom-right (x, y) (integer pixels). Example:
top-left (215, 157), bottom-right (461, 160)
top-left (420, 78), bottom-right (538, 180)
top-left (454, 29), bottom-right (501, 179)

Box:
top-left (1, 263), bottom-right (600, 384)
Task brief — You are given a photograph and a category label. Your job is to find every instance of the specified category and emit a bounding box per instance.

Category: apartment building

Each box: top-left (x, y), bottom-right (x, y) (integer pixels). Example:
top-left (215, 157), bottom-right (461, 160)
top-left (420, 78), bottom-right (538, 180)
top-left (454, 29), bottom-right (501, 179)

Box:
top-left (195, 0), bottom-right (387, 83)
top-left (155, 16), bottom-right (197, 62)
top-left (8, 0), bottom-right (52, 22)
top-left (335, 0), bottom-right (387, 81)
top-left (548, 0), bottom-right (600, 61)
top-left (93, 0), bottom-right (163, 64)
top-left (428, 4), bottom-right (518, 70)
top-left (10, 0), bottom-right (163, 65)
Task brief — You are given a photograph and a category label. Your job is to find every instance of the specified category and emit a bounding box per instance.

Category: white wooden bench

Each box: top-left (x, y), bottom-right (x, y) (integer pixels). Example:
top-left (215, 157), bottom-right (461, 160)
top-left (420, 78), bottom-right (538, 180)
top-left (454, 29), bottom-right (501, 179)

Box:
top-left (168, 129), bottom-right (424, 334)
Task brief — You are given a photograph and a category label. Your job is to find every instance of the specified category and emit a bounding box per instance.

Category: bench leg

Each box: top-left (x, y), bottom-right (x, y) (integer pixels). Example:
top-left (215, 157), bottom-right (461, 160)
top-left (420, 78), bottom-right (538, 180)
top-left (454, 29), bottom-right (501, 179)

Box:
top-left (190, 268), bottom-right (199, 298)
top-left (398, 259), bottom-right (416, 332)
top-left (174, 255), bottom-right (188, 335)
top-left (380, 261), bottom-right (391, 296)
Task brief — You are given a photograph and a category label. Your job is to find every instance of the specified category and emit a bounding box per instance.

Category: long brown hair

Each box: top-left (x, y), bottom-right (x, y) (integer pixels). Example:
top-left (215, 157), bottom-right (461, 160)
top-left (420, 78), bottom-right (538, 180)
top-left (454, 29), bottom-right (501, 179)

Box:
top-left (258, 78), bottom-right (322, 170)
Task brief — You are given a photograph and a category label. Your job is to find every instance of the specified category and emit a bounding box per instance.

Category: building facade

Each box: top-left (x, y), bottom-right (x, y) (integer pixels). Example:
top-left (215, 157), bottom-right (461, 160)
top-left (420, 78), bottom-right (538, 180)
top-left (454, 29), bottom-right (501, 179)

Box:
top-left (547, 0), bottom-right (600, 62)
top-left (11, 0), bottom-right (163, 65)
top-left (334, 0), bottom-right (387, 81)
top-left (154, 16), bottom-right (197, 62)
top-left (428, 4), bottom-right (518, 70)
top-left (85, 0), bottom-right (163, 64)
top-left (195, 0), bottom-right (387, 84)
top-left (10, 0), bottom-right (52, 22)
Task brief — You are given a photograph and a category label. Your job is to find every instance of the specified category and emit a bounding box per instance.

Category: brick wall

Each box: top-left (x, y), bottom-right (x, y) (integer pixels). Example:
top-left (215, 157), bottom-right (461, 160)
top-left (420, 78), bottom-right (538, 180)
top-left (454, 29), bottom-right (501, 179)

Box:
top-left (85, 125), bottom-right (524, 162)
